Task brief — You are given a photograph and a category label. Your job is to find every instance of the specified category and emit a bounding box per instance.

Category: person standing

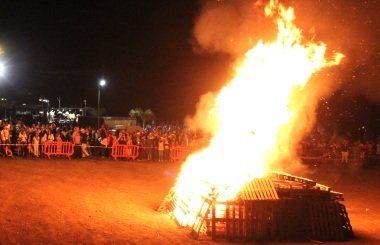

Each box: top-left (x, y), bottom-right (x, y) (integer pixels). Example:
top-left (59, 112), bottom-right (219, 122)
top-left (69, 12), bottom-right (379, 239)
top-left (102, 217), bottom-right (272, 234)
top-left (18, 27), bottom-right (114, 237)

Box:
top-left (1, 125), bottom-right (12, 157)
top-left (164, 136), bottom-right (170, 162)
top-left (118, 131), bottom-right (127, 145)
top-left (146, 133), bottom-right (154, 161)
top-left (72, 127), bottom-right (82, 158)
top-left (341, 142), bottom-right (349, 165)
top-left (80, 128), bottom-right (90, 158)
top-left (47, 130), bottom-right (55, 142)
top-left (18, 129), bottom-right (28, 157)
top-left (158, 138), bottom-right (164, 162)
top-left (32, 133), bottom-right (40, 157)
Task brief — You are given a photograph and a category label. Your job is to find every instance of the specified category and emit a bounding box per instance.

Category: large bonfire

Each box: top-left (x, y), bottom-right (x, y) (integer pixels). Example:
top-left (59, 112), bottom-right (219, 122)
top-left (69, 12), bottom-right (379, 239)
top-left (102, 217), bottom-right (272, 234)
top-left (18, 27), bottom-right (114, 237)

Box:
top-left (173, 0), bottom-right (343, 227)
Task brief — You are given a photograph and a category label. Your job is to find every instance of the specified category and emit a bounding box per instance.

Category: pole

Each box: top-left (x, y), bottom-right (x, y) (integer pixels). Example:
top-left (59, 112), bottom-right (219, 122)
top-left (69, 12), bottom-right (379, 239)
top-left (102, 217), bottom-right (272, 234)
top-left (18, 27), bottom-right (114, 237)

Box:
top-left (97, 86), bottom-right (100, 128)
top-left (4, 99), bottom-right (7, 120)
top-left (84, 100), bottom-right (87, 116)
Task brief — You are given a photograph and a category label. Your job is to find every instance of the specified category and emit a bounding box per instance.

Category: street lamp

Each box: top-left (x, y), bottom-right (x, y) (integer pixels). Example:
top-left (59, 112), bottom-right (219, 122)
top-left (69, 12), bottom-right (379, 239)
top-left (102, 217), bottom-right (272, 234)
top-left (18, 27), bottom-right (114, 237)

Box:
top-left (98, 79), bottom-right (106, 128)
top-left (0, 62), bottom-right (6, 78)
top-left (1, 98), bottom-right (6, 119)
top-left (83, 99), bottom-right (87, 116)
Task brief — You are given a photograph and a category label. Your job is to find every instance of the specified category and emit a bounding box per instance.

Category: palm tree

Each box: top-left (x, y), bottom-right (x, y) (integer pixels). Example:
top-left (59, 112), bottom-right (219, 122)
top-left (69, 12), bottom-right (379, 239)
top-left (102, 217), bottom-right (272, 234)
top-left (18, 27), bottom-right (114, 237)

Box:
top-left (129, 108), bottom-right (154, 127)
top-left (129, 107), bottom-right (143, 119)
top-left (141, 109), bottom-right (155, 128)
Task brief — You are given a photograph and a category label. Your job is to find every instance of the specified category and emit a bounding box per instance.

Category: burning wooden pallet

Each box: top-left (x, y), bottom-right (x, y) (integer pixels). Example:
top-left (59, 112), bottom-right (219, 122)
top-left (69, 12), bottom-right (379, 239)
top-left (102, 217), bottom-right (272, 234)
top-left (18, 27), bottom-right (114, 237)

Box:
top-left (158, 172), bottom-right (353, 242)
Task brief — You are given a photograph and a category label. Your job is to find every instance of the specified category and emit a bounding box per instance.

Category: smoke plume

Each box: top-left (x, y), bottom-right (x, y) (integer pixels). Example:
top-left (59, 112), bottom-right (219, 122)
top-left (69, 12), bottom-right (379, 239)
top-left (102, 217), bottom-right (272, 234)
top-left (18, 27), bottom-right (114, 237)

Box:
top-left (192, 0), bottom-right (379, 104)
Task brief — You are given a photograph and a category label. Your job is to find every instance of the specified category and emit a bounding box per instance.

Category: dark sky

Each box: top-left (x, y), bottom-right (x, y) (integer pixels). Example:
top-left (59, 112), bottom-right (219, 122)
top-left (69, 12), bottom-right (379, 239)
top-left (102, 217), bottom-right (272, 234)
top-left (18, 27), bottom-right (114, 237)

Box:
top-left (0, 0), bottom-right (231, 121)
top-left (0, 0), bottom-right (378, 129)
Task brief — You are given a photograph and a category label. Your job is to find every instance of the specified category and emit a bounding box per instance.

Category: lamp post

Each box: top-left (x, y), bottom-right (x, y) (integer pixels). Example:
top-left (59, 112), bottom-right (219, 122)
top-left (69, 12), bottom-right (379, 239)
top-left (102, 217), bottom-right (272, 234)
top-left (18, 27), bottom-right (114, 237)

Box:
top-left (97, 79), bottom-right (106, 128)
top-left (83, 99), bottom-right (87, 116)
top-left (1, 98), bottom-right (6, 119)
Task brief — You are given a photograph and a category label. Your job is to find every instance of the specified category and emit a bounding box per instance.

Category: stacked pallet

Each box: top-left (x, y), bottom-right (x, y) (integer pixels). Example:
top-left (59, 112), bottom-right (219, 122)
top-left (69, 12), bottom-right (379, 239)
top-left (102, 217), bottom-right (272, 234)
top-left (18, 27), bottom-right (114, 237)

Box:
top-left (159, 172), bottom-right (353, 242)
top-left (199, 173), bottom-right (352, 242)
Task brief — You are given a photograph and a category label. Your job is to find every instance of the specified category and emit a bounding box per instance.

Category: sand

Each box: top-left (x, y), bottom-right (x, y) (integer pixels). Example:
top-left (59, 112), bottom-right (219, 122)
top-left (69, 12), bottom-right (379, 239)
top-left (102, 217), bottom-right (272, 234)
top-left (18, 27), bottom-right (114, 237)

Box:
top-left (0, 158), bottom-right (379, 244)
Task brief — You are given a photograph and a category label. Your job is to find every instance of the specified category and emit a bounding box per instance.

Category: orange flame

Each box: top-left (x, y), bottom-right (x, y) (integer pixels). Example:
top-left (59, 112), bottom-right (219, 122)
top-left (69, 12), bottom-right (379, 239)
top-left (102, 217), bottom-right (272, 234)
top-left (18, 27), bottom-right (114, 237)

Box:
top-left (173, 0), bottom-right (343, 227)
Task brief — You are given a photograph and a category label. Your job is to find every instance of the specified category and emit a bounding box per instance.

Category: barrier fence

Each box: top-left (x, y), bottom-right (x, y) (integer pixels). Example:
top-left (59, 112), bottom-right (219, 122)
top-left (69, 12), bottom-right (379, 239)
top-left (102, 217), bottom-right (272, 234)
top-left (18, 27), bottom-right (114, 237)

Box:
top-left (0, 142), bottom-right (195, 161)
top-left (111, 144), bottom-right (139, 160)
top-left (42, 142), bottom-right (74, 159)
top-left (0, 142), bottom-right (379, 166)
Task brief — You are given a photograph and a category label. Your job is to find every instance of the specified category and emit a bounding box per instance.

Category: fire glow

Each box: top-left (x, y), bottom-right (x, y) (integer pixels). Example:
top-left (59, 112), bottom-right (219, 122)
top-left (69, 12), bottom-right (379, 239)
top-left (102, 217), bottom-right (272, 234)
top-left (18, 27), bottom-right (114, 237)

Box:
top-left (173, 0), bottom-right (343, 227)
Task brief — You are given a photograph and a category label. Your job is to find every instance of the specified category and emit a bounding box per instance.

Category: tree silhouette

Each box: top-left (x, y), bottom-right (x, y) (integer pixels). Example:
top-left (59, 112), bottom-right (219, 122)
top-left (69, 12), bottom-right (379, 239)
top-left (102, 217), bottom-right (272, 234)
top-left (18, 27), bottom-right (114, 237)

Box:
top-left (129, 108), bottom-right (155, 127)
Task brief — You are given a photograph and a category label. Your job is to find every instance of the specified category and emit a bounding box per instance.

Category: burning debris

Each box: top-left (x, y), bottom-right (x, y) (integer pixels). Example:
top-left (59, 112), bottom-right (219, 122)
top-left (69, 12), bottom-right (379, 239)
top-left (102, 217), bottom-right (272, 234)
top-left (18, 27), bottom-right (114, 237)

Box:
top-left (159, 171), bottom-right (353, 242)
top-left (159, 0), bottom-right (352, 242)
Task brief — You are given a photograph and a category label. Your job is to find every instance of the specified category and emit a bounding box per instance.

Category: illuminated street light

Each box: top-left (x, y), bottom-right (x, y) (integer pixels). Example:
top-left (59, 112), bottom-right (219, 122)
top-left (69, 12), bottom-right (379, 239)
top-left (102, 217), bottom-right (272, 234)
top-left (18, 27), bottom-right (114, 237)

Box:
top-left (98, 79), bottom-right (107, 128)
top-left (0, 62), bottom-right (6, 78)
top-left (99, 79), bottom-right (106, 87)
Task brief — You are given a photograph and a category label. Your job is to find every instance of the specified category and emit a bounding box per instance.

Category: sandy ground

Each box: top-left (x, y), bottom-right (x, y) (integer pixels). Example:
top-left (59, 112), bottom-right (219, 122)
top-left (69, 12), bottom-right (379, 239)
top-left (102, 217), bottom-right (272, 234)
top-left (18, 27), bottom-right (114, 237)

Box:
top-left (0, 158), bottom-right (379, 245)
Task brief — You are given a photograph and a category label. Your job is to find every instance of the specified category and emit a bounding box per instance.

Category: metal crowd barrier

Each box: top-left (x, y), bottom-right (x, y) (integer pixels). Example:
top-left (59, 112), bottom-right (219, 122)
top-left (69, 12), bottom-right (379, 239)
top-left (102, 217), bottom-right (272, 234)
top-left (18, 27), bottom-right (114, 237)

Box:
top-left (0, 142), bottom-right (201, 161)
top-left (111, 144), bottom-right (139, 160)
top-left (42, 141), bottom-right (74, 159)
top-left (169, 146), bottom-right (190, 161)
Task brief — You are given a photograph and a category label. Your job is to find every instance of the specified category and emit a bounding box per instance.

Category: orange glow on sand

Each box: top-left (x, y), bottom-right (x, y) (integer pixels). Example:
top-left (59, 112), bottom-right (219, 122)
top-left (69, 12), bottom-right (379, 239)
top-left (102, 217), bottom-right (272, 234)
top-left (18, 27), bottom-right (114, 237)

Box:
top-left (173, 0), bottom-right (343, 227)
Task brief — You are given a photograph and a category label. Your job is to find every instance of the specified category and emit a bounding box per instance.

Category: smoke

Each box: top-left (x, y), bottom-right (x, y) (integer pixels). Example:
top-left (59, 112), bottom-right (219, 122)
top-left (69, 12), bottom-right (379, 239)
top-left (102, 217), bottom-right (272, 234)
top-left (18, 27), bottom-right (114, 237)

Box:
top-left (186, 0), bottom-right (274, 133)
top-left (192, 0), bottom-right (379, 102)
top-left (288, 0), bottom-right (380, 105)
top-left (192, 0), bottom-right (275, 56)
top-left (184, 92), bottom-right (218, 135)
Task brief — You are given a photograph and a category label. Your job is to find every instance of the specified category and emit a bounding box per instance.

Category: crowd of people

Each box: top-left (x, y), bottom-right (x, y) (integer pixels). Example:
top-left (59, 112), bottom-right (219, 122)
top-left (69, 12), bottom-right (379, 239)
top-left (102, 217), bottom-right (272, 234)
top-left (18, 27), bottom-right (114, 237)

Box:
top-left (0, 120), bottom-right (379, 167)
top-left (299, 134), bottom-right (380, 166)
top-left (0, 121), bottom-right (203, 161)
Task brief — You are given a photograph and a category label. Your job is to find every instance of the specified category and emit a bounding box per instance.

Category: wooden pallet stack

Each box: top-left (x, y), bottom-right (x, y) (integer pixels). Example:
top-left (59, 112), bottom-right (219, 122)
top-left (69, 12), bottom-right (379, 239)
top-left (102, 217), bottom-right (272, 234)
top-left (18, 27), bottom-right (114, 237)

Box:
top-left (204, 172), bottom-right (353, 242)
top-left (159, 172), bottom-right (353, 242)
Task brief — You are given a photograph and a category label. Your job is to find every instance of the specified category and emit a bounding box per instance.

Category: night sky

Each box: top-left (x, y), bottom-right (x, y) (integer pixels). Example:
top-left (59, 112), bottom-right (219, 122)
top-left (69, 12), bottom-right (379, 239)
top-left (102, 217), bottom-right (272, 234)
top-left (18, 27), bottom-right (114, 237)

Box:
top-left (0, 0), bottom-right (378, 134)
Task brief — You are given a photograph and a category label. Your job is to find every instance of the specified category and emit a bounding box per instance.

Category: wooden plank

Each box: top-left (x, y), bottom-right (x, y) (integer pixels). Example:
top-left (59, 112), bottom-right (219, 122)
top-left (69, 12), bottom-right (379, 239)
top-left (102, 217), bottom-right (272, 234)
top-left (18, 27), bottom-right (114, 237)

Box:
top-left (226, 201), bottom-right (230, 240)
top-left (260, 179), bottom-right (271, 200)
top-left (327, 202), bottom-right (337, 240)
top-left (261, 179), bottom-right (273, 199)
top-left (211, 198), bottom-right (216, 240)
top-left (322, 201), bottom-right (330, 240)
top-left (333, 202), bottom-right (345, 240)
top-left (239, 201), bottom-right (243, 240)
top-left (329, 202), bottom-right (339, 240)
top-left (248, 183), bottom-right (255, 200)
top-left (309, 201), bottom-right (317, 239)
top-left (254, 179), bottom-right (264, 200)
top-left (262, 179), bottom-right (273, 199)
top-left (246, 182), bottom-right (255, 200)
top-left (268, 179), bottom-right (279, 199)
top-left (258, 180), bottom-right (266, 199)
top-left (245, 202), bottom-right (251, 240)
top-left (341, 203), bottom-right (354, 239)
top-left (319, 202), bottom-right (326, 240)
top-left (231, 202), bottom-right (235, 240)
top-left (316, 202), bottom-right (325, 240)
